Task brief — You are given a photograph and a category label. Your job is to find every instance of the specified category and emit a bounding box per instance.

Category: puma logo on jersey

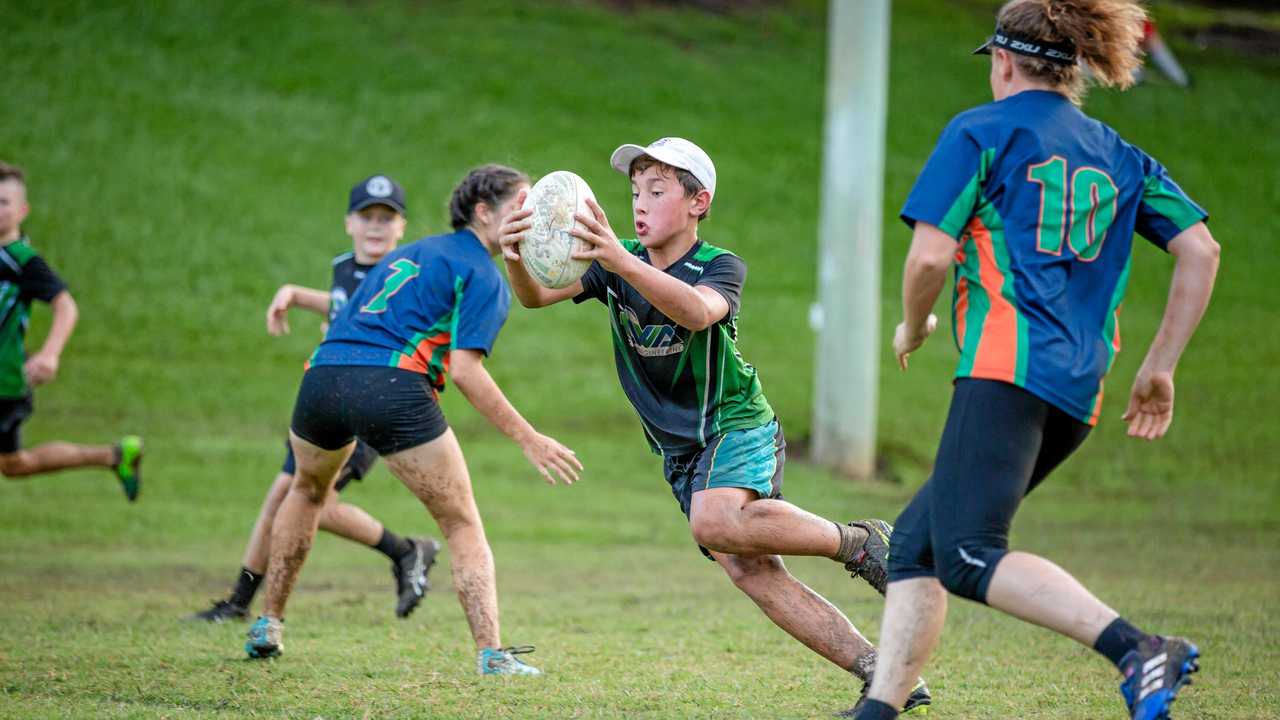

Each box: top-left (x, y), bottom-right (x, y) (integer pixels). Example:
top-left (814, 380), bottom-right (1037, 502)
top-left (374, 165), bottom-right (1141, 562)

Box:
top-left (618, 306), bottom-right (684, 357)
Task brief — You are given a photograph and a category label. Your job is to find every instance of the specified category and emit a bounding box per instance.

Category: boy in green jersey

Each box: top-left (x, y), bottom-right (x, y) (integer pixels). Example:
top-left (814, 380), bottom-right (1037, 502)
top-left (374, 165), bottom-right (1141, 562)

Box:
top-left (498, 139), bottom-right (929, 715)
top-left (0, 162), bottom-right (141, 500)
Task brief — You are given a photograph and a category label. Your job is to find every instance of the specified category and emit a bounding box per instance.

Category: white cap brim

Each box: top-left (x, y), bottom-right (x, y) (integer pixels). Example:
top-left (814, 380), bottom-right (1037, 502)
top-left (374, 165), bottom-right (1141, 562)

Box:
top-left (609, 144), bottom-right (651, 176)
top-left (609, 140), bottom-right (716, 198)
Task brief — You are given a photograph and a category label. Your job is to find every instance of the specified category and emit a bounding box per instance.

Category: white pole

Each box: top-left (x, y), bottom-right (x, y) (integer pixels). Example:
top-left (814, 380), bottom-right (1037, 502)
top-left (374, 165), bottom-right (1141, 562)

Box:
top-left (811, 0), bottom-right (890, 479)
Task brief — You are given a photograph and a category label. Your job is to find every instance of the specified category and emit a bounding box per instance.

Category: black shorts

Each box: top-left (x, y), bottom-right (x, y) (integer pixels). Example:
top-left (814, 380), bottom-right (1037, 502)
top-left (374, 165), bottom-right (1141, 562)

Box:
top-left (281, 436), bottom-right (378, 492)
top-left (887, 378), bottom-right (1091, 602)
top-left (290, 366), bottom-right (449, 458)
top-left (664, 419), bottom-right (786, 558)
top-left (0, 395), bottom-right (32, 454)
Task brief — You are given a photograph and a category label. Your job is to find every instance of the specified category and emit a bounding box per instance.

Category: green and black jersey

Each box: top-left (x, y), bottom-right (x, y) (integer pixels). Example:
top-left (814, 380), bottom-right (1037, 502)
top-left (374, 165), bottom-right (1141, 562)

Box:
top-left (0, 237), bottom-right (68, 398)
top-left (573, 238), bottom-right (774, 455)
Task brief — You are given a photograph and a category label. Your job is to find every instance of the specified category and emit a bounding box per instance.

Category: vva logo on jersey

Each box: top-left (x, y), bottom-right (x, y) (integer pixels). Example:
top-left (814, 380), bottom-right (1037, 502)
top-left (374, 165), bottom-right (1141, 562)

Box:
top-left (618, 305), bottom-right (684, 357)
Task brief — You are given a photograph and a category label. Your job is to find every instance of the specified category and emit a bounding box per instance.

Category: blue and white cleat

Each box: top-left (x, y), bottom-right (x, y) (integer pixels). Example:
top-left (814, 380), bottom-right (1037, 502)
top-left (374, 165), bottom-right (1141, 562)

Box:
top-left (1120, 636), bottom-right (1199, 720)
top-left (245, 616), bottom-right (284, 659)
top-left (478, 645), bottom-right (542, 675)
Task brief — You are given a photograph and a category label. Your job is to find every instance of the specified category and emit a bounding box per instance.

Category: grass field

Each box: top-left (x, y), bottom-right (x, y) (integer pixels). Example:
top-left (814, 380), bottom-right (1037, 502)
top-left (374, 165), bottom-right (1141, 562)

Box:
top-left (2, 0), bottom-right (1278, 717)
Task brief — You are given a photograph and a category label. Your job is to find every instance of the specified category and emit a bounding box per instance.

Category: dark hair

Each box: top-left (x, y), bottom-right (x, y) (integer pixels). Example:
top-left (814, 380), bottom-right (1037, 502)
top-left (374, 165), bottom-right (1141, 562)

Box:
top-left (449, 164), bottom-right (530, 230)
top-left (0, 161), bottom-right (25, 185)
top-left (997, 0), bottom-right (1146, 105)
top-left (629, 155), bottom-right (709, 221)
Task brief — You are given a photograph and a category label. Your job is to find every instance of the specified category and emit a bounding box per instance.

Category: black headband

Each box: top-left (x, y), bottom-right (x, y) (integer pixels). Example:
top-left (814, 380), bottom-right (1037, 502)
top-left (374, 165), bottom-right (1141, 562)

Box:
top-left (973, 25), bottom-right (1077, 65)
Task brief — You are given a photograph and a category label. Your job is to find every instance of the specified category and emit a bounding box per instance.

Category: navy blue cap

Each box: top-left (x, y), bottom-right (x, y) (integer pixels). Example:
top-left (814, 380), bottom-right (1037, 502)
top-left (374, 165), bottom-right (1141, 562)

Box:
top-left (348, 174), bottom-right (406, 215)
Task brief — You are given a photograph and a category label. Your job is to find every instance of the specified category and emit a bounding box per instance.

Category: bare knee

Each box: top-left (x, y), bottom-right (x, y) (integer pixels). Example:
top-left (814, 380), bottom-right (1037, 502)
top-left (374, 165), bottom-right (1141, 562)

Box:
top-left (264, 472), bottom-right (292, 509)
top-left (289, 472), bottom-right (332, 505)
top-left (720, 554), bottom-right (788, 593)
top-left (689, 512), bottom-right (735, 552)
top-left (433, 503), bottom-right (483, 539)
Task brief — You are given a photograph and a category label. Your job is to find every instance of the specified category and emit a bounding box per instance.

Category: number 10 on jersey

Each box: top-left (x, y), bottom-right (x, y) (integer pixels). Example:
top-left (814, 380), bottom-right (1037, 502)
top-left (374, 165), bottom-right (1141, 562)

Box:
top-left (1027, 156), bottom-right (1118, 262)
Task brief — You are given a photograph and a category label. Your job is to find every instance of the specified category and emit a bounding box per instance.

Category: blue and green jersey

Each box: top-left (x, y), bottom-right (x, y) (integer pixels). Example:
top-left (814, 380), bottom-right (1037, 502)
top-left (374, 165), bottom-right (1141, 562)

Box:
top-left (308, 229), bottom-right (510, 391)
top-left (901, 90), bottom-right (1207, 424)
top-left (574, 239), bottom-right (774, 455)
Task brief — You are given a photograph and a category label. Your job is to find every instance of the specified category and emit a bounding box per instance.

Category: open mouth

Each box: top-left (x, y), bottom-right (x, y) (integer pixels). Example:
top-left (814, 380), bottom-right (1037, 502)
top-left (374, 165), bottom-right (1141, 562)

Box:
top-left (635, 221), bottom-right (649, 236)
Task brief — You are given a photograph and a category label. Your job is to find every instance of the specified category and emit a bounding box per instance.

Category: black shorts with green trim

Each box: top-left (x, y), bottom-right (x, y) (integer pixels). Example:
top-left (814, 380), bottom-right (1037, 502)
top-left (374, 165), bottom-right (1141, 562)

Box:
top-left (663, 418), bottom-right (786, 558)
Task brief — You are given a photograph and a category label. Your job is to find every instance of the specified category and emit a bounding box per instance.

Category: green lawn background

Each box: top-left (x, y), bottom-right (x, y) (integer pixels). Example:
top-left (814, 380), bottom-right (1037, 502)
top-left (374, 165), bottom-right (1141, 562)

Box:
top-left (1, 1), bottom-right (1276, 717)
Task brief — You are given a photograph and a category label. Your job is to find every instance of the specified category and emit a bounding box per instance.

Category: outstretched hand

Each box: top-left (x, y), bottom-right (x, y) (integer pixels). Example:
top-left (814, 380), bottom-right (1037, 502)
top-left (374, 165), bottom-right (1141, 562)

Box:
top-left (520, 431), bottom-right (583, 485)
top-left (1122, 369), bottom-right (1175, 440)
top-left (570, 198), bottom-right (629, 273)
top-left (893, 314), bottom-right (938, 370)
top-left (498, 189), bottom-right (531, 262)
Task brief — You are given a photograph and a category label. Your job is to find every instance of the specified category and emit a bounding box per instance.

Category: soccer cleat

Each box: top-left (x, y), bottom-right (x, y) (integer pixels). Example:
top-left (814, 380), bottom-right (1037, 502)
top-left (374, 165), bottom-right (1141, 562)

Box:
top-left (837, 676), bottom-right (931, 717)
top-left (1120, 636), bottom-right (1199, 720)
top-left (844, 519), bottom-right (893, 595)
top-left (245, 616), bottom-right (283, 659)
top-left (392, 537), bottom-right (440, 618)
top-left (113, 435), bottom-right (143, 502)
top-left (187, 599), bottom-right (249, 623)
top-left (478, 645), bottom-right (542, 676)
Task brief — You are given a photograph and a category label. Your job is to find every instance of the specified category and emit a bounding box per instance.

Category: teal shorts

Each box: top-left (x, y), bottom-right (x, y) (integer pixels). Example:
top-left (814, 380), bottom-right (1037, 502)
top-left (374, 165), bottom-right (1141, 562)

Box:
top-left (663, 419), bottom-right (786, 556)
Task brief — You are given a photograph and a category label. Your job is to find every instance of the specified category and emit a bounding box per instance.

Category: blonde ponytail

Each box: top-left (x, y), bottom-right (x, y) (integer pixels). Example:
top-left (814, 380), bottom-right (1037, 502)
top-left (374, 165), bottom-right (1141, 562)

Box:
top-left (997, 0), bottom-right (1147, 104)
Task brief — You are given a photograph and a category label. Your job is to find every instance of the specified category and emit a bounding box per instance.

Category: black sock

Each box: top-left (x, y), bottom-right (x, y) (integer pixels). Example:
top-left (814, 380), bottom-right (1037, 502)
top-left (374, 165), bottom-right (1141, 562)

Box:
top-left (374, 529), bottom-right (413, 561)
top-left (853, 699), bottom-right (898, 720)
top-left (1094, 616), bottom-right (1149, 669)
top-left (229, 567), bottom-right (263, 607)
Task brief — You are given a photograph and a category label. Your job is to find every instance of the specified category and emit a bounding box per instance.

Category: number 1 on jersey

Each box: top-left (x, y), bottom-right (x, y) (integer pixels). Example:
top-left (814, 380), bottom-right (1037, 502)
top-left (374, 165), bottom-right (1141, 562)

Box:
top-left (362, 258), bottom-right (420, 313)
top-left (1029, 157), bottom-right (1118, 261)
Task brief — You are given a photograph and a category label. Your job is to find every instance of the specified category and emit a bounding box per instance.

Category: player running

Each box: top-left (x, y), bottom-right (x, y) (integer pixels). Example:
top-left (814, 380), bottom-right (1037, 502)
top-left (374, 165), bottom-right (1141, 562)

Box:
top-left (245, 165), bottom-right (580, 677)
top-left (0, 161), bottom-right (142, 498)
top-left (499, 139), bottom-right (929, 714)
top-left (851, 2), bottom-right (1219, 719)
top-left (190, 175), bottom-right (438, 623)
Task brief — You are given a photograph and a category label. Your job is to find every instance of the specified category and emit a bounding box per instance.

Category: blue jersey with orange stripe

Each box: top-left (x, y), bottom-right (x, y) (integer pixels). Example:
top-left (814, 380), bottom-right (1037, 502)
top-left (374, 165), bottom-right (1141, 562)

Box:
top-left (901, 90), bottom-right (1207, 425)
top-left (308, 229), bottom-right (510, 391)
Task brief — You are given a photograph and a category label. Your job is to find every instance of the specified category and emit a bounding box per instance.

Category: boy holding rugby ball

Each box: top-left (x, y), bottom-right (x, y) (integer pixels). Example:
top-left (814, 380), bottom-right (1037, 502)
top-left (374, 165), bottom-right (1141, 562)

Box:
top-left (499, 139), bottom-right (929, 715)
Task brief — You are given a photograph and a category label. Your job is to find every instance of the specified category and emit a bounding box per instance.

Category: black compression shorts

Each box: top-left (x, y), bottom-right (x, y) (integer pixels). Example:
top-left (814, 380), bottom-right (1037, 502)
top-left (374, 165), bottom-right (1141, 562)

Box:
top-left (886, 378), bottom-right (1091, 602)
top-left (290, 366), bottom-right (448, 458)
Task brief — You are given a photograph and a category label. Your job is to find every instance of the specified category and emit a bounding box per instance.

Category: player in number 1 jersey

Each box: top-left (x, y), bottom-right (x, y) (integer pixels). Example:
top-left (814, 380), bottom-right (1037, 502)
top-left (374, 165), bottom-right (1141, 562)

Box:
top-left (244, 165), bottom-right (581, 678)
top-left (853, 2), bottom-right (1221, 720)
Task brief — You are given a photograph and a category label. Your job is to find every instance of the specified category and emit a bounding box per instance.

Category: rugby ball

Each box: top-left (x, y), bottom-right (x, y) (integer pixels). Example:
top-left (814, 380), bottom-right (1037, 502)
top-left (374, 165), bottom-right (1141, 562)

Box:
top-left (519, 170), bottom-right (595, 289)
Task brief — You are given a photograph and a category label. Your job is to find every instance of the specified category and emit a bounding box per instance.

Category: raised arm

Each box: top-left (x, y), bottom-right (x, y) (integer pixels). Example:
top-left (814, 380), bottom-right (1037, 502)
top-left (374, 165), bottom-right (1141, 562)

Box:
top-left (449, 349), bottom-right (582, 484)
top-left (892, 221), bottom-right (954, 369)
top-left (265, 284), bottom-right (330, 335)
top-left (24, 290), bottom-right (77, 386)
top-left (1122, 221), bottom-right (1220, 440)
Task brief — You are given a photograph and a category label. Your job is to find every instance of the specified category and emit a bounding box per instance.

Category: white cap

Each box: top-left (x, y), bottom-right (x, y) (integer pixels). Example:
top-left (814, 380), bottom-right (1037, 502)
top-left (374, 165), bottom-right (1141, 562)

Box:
top-left (609, 137), bottom-right (717, 199)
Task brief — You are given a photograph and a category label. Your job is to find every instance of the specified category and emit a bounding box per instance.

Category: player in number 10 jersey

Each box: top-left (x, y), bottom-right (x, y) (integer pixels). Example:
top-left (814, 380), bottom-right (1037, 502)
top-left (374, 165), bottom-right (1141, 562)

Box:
top-left (855, 2), bottom-right (1222, 720)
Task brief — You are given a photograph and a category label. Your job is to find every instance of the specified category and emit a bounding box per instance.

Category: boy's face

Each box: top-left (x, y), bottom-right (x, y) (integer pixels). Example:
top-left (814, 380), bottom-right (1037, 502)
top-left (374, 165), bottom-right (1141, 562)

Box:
top-left (0, 179), bottom-right (30, 238)
top-left (345, 204), bottom-right (406, 263)
top-left (629, 165), bottom-right (707, 248)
